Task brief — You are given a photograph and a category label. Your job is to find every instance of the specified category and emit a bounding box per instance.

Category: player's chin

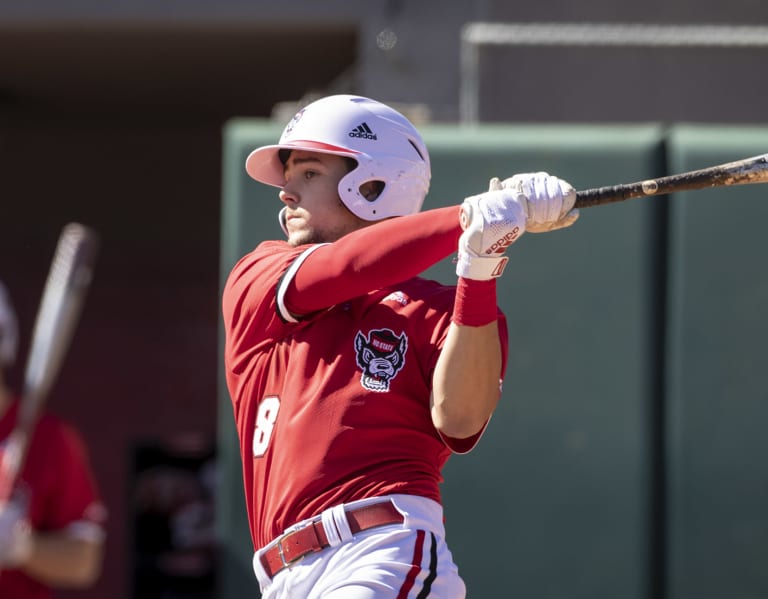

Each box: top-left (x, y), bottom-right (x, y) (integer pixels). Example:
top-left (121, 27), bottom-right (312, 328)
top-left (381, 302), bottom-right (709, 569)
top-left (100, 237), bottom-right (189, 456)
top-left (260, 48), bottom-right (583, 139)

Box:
top-left (287, 228), bottom-right (319, 247)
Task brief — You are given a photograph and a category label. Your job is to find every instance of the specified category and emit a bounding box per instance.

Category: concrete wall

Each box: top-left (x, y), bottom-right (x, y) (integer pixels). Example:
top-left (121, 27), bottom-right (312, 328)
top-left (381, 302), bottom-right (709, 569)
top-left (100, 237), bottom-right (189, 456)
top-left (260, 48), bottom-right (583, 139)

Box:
top-left (2, 2), bottom-right (766, 123)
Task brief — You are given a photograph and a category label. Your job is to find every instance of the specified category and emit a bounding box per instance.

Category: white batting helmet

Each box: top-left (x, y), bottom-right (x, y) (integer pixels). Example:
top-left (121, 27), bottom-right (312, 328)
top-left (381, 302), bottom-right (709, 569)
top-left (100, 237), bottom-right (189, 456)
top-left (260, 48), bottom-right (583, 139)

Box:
top-left (0, 280), bottom-right (18, 367)
top-left (245, 94), bottom-right (431, 222)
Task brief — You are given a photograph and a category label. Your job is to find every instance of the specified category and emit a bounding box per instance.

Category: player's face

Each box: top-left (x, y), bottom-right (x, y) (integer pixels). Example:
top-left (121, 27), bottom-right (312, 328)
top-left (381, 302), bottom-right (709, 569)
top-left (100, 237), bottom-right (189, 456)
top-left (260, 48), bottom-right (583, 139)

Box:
top-left (280, 151), bottom-right (369, 246)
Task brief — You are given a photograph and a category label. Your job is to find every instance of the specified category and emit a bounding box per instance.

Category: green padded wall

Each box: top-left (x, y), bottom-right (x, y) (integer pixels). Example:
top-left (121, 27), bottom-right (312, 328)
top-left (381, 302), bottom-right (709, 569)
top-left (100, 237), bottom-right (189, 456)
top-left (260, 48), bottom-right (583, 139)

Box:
top-left (665, 127), bottom-right (768, 599)
top-left (217, 120), bottom-right (666, 598)
top-left (423, 125), bottom-right (664, 599)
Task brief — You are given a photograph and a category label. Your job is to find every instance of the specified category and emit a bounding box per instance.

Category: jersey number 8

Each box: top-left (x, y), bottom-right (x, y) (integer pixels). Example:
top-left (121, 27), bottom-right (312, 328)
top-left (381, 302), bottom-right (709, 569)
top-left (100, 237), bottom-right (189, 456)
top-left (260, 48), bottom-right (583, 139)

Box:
top-left (253, 396), bottom-right (280, 457)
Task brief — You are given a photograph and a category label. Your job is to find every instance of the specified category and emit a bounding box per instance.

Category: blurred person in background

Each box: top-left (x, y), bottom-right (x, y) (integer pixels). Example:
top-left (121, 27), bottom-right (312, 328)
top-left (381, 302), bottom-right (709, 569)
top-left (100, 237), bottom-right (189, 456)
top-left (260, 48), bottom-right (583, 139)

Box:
top-left (0, 279), bottom-right (107, 599)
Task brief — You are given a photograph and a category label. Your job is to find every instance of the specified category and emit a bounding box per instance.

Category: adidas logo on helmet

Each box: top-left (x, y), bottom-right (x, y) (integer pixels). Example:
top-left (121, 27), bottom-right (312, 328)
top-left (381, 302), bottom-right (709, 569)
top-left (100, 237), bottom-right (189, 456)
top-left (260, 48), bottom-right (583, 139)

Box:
top-left (349, 122), bottom-right (377, 140)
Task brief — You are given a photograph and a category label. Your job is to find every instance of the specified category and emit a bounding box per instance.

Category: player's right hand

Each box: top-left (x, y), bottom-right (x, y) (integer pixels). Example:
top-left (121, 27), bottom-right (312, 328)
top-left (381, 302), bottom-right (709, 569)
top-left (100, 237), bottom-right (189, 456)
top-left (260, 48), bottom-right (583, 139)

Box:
top-left (0, 493), bottom-right (33, 567)
top-left (456, 178), bottom-right (526, 280)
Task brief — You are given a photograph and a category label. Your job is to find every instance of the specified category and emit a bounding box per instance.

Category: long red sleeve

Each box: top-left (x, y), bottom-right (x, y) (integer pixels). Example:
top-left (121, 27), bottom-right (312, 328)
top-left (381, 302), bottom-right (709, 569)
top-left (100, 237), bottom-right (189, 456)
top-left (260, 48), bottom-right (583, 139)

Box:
top-left (285, 205), bottom-right (461, 314)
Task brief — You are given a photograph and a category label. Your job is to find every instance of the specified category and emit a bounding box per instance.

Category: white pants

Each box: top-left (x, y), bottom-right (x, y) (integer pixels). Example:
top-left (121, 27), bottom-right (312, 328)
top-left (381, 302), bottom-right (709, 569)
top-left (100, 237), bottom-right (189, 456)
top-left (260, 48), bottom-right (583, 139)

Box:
top-left (253, 494), bottom-right (466, 599)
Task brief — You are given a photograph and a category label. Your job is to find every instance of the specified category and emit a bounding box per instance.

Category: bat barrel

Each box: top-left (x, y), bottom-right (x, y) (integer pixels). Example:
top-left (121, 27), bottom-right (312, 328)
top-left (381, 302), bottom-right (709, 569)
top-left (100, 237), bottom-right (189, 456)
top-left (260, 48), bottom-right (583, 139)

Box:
top-left (575, 153), bottom-right (768, 208)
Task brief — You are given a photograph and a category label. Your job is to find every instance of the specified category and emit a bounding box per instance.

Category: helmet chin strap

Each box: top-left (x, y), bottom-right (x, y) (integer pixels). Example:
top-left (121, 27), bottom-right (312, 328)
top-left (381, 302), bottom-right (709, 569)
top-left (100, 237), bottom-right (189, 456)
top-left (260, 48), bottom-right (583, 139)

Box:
top-left (278, 207), bottom-right (289, 236)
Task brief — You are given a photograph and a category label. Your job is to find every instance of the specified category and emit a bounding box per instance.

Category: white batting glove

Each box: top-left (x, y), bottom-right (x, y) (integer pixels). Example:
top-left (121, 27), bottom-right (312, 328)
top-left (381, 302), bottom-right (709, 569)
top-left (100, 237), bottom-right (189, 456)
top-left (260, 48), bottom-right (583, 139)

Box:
top-left (0, 494), bottom-right (33, 567)
top-left (456, 178), bottom-right (526, 280)
top-left (501, 172), bottom-right (579, 233)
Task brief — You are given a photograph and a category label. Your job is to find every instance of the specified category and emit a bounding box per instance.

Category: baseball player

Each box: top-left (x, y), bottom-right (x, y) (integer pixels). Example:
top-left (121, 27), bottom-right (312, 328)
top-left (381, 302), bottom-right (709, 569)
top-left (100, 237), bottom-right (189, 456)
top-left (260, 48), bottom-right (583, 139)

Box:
top-left (221, 94), bottom-right (579, 598)
top-left (0, 280), bottom-right (107, 599)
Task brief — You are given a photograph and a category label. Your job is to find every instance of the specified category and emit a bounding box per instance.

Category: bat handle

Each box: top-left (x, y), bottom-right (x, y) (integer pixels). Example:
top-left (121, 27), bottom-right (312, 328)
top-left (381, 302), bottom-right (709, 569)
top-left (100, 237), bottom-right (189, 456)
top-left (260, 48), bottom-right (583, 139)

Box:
top-left (575, 182), bottom-right (656, 208)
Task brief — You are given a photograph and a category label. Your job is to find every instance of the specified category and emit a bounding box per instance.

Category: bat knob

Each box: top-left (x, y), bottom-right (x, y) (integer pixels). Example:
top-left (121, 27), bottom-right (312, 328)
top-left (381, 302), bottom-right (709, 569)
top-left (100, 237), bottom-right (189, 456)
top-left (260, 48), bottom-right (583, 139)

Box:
top-left (459, 204), bottom-right (472, 231)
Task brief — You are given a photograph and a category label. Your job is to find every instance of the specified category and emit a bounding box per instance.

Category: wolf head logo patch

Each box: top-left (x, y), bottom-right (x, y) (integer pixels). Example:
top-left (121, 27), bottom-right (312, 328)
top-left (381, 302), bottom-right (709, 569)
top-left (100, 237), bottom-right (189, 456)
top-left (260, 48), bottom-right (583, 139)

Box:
top-left (354, 328), bottom-right (407, 392)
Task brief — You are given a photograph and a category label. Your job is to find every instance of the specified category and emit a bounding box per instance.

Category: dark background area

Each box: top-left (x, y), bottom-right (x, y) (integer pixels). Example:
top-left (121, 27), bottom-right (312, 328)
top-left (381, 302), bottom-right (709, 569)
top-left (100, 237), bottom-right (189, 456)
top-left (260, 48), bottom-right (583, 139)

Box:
top-left (0, 24), bottom-right (356, 599)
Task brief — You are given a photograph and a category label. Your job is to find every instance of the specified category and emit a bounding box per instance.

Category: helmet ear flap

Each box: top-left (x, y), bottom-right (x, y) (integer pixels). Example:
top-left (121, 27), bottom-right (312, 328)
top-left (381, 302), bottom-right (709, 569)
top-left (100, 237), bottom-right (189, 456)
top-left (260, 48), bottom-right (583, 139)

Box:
top-left (338, 153), bottom-right (428, 221)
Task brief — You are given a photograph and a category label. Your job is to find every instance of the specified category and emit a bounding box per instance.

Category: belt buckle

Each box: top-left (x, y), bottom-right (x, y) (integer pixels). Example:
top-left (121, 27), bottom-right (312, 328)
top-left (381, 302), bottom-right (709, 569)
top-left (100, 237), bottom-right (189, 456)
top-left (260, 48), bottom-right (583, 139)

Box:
top-left (276, 522), bottom-right (312, 569)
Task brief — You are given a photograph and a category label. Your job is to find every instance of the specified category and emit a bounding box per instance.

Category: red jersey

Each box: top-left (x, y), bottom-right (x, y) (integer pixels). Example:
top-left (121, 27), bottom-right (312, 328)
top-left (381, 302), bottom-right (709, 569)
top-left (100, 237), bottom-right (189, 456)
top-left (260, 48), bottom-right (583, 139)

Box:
top-left (223, 238), bottom-right (508, 549)
top-left (0, 400), bottom-right (106, 599)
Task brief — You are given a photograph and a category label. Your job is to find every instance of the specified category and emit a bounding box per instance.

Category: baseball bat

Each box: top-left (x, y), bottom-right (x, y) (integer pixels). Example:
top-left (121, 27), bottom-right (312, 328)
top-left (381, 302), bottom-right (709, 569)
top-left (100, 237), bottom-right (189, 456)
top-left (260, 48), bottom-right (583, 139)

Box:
top-left (0, 223), bottom-right (100, 504)
top-left (575, 153), bottom-right (768, 208)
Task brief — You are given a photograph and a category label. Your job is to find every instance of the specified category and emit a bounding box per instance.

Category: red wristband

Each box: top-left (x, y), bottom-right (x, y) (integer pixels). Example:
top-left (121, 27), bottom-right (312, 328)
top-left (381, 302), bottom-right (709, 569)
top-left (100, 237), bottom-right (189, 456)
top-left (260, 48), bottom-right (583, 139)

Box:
top-left (452, 277), bottom-right (498, 327)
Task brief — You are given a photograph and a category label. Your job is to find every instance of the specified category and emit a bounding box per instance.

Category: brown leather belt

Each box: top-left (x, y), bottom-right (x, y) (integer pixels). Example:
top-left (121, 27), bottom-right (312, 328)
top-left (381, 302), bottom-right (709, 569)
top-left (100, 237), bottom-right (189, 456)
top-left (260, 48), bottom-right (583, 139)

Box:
top-left (260, 500), bottom-right (404, 578)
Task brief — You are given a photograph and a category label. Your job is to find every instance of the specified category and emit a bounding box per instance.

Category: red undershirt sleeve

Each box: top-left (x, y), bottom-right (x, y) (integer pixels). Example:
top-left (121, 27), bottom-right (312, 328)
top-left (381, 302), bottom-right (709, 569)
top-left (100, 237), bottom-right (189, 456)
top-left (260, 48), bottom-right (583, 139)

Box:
top-left (284, 205), bottom-right (462, 315)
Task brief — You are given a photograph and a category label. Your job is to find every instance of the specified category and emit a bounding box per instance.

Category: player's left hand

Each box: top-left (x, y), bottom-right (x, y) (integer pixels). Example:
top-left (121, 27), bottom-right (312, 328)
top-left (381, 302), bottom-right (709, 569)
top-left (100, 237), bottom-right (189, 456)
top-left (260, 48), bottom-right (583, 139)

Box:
top-left (498, 172), bottom-right (579, 232)
top-left (456, 179), bottom-right (527, 280)
top-left (0, 493), bottom-right (33, 567)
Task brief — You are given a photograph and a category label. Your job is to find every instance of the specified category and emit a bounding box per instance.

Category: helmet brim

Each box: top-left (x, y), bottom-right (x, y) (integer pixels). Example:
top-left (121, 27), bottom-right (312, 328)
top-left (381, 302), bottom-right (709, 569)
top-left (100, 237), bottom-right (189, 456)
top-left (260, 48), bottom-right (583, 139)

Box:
top-left (245, 140), bottom-right (362, 187)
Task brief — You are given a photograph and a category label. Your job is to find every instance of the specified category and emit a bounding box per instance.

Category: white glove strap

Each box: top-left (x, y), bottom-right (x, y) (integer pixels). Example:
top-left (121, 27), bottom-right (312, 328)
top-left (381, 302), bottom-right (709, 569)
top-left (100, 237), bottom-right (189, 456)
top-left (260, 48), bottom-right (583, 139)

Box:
top-left (456, 251), bottom-right (509, 280)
